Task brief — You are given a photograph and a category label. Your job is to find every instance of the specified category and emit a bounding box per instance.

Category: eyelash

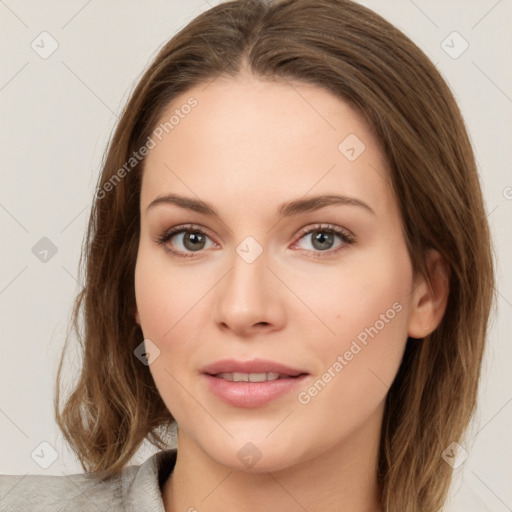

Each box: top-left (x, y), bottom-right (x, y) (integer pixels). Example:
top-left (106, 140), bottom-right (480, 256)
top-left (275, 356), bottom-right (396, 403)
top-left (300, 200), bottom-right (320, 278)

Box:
top-left (155, 223), bottom-right (355, 259)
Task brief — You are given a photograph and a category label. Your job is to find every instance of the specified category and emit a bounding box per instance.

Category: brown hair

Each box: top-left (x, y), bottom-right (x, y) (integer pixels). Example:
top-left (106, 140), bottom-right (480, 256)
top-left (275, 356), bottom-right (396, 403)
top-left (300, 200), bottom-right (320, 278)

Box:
top-left (54, 0), bottom-right (495, 510)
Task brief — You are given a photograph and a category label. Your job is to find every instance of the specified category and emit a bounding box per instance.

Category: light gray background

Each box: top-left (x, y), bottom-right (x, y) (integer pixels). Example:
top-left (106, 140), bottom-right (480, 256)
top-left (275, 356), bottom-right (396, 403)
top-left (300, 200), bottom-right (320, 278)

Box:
top-left (1, 1), bottom-right (511, 510)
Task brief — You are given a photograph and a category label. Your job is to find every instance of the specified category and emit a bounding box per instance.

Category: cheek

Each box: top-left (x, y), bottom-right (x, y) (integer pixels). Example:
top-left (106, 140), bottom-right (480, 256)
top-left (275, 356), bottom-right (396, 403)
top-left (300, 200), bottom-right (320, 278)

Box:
top-left (134, 243), bottom-right (211, 340)
top-left (134, 244), bottom-right (219, 405)
top-left (294, 249), bottom-right (412, 434)
top-left (134, 249), bottom-right (202, 421)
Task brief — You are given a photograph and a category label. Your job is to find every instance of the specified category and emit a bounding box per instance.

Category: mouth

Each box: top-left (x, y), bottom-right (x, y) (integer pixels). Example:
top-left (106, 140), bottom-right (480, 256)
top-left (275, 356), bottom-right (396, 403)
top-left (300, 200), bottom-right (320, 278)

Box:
top-left (213, 372), bottom-right (299, 382)
top-left (201, 358), bottom-right (307, 377)
top-left (201, 359), bottom-right (309, 408)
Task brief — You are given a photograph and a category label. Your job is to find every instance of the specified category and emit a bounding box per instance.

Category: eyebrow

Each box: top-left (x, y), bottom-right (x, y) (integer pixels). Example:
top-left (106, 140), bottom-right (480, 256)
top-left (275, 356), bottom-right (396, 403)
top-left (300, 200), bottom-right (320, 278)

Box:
top-left (147, 193), bottom-right (375, 217)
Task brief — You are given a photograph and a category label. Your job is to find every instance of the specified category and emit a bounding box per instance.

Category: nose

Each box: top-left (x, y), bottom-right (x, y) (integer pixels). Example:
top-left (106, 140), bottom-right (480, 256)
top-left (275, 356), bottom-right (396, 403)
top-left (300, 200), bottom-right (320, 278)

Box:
top-left (212, 245), bottom-right (286, 338)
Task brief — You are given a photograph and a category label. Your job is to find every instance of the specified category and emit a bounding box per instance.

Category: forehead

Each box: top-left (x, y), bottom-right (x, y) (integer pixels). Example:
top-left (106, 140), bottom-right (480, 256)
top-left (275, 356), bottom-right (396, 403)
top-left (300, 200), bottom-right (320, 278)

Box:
top-left (140, 74), bottom-right (394, 219)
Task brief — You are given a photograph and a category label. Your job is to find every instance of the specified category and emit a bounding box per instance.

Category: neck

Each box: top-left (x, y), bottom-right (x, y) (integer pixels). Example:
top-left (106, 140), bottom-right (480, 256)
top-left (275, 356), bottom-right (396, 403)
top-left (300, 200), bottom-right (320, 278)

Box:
top-left (163, 409), bottom-right (384, 512)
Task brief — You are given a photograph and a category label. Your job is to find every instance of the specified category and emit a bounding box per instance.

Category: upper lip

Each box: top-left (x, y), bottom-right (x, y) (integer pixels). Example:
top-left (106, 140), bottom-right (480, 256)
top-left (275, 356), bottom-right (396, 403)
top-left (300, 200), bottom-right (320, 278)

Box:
top-left (201, 358), bottom-right (308, 377)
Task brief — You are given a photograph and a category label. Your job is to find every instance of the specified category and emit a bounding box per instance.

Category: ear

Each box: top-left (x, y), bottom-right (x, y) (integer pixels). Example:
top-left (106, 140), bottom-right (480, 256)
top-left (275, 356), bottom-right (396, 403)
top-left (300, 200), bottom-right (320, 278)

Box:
top-left (407, 249), bottom-right (450, 339)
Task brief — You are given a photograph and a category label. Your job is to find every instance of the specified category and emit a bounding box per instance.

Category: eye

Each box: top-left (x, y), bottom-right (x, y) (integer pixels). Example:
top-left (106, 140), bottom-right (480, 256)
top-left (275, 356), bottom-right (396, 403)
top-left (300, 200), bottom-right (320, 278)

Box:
top-left (156, 224), bottom-right (217, 258)
top-left (156, 223), bottom-right (355, 259)
top-left (292, 224), bottom-right (355, 258)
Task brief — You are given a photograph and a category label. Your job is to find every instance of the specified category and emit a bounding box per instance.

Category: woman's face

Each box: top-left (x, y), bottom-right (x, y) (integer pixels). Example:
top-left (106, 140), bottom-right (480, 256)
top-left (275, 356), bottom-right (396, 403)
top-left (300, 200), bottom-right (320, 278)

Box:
top-left (134, 74), bottom-right (423, 472)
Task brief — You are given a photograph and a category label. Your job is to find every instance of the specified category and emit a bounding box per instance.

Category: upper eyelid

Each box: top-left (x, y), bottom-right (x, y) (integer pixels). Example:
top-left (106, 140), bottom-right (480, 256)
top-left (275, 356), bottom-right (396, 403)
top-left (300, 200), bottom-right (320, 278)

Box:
top-left (296, 223), bottom-right (353, 237)
top-left (162, 223), bottom-right (216, 242)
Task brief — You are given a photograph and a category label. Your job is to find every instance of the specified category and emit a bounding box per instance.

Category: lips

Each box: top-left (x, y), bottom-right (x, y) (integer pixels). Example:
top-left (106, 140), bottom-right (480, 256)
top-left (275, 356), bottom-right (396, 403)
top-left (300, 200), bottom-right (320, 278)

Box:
top-left (201, 359), bottom-right (308, 408)
top-left (201, 358), bottom-right (307, 377)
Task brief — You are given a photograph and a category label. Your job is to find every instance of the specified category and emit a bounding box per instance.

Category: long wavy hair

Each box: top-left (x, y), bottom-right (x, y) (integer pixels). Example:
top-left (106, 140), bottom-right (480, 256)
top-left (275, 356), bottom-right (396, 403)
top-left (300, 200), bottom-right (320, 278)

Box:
top-left (54, 0), bottom-right (495, 510)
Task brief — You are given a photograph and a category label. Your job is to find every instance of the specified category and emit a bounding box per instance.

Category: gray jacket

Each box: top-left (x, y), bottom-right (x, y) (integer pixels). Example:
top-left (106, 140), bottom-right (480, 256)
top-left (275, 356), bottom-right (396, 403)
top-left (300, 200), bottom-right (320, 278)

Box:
top-left (0, 449), bottom-right (176, 511)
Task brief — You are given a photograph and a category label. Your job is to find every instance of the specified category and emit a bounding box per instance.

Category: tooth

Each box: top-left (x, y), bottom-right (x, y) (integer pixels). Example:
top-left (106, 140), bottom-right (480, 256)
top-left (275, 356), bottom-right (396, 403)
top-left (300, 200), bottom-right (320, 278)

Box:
top-left (248, 372), bottom-right (267, 382)
top-left (217, 372), bottom-right (289, 382)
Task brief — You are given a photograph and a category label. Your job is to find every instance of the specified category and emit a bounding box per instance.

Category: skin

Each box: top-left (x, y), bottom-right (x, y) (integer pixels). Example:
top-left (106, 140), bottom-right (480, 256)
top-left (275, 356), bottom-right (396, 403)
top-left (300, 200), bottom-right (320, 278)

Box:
top-left (134, 73), bottom-right (449, 512)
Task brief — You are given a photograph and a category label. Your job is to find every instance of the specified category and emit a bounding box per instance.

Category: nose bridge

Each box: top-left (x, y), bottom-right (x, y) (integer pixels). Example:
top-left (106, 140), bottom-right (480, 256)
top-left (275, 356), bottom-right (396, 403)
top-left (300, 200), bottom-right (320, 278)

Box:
top-left (213, 235), bottom-right (282, 333)
top-left (225, 237), bottom-right (270, 308)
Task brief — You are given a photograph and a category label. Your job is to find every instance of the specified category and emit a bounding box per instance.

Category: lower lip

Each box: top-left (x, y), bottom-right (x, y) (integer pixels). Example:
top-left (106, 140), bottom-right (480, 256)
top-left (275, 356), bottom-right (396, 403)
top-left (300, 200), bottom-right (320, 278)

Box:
top-left (203, 374), bottom-right (308, 408)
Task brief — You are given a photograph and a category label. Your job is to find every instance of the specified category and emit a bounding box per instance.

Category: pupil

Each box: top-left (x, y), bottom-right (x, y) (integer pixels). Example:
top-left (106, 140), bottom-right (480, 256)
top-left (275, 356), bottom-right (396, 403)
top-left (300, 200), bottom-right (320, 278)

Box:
top-left (313, 231), bottom-right (333, 250)
top-left (185, 232), bottom-right (204, 251)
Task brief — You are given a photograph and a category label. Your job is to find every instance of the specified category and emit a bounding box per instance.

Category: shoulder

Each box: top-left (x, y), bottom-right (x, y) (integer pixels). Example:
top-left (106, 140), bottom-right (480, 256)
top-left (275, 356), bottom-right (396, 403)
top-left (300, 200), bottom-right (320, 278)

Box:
top-left (0, 449), bottom-right (177, 512)
top-left (0, 467), bottom-right (133, 512)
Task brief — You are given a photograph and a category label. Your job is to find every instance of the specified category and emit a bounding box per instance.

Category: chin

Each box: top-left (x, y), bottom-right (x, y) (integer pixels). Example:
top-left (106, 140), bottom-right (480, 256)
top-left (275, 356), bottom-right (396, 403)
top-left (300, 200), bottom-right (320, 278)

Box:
top-left (212, 444), bottom-right (299, 473)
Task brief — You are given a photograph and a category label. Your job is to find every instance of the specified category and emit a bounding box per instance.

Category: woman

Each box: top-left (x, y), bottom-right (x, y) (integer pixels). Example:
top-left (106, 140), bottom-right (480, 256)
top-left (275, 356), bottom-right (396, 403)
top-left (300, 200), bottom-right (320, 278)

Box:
top-left (0, 0), bottom-right (494, 510)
